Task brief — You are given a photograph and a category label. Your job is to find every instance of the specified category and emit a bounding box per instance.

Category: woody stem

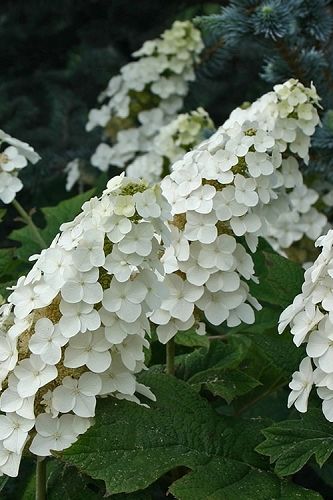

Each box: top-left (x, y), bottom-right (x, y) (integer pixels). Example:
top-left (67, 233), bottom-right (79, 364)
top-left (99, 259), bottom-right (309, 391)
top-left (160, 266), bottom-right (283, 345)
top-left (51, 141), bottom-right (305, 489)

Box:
top-left (35, 456), bottom-right (47, 500)
top-left (166, 338), bottom-right (175, 376)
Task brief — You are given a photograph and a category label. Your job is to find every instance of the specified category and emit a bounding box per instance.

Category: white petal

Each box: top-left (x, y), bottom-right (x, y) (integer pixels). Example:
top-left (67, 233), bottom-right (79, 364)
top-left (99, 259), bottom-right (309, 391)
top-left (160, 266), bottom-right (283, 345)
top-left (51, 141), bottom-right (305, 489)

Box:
top-left (59, 315), bottom-right (81, 338)
top-left (73, 394), bottom-right (96, 418)
top-left (86, 351), bottom-right (111, 373)
top-left (78, 372), bottom-right (102, 396)
top-left (64, 347), bottom-right (87, 369)
top-left (52, 386), bottom-right (75, 413)
top-left (4, 429), bottom-right (28, 454)
top-left (29, 434), bottom-right (53, 456)
top-left (0, 416), bottom-right (14, 439)
top-left (1, 451), bottom-right (21, 477)
top-left (61, 282), bottom-right (83, 303)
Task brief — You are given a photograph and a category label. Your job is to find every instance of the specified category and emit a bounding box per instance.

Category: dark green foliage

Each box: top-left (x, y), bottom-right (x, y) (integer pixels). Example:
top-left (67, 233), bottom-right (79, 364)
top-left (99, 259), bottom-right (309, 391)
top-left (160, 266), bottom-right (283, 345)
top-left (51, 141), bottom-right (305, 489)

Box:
top-left (60, 373), bottom-right (321, 499)
top-left (257, 409), bottom-right (333, 476)
top-left (0, 0), bottom-right (216, 210)
top-left (250, 246), bottom-right (304, 308)
top-left (9, 189), bottom-right (94, 261)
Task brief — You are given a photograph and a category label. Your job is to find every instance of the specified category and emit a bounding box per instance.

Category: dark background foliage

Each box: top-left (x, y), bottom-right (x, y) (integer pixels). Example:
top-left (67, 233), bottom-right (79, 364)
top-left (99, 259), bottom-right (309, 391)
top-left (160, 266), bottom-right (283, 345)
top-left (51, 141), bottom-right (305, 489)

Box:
top-left (3, 0), bottom-right (333, 209)
top-left (0, 0), bottom-right (216, 207)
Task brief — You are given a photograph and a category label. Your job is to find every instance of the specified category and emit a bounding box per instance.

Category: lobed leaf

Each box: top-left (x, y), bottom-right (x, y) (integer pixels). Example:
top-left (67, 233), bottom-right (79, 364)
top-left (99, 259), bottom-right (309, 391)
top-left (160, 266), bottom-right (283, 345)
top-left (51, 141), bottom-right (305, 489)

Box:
top-left (189, 368), bottom-right (261, 403)
top-left (169, 456), bottom-right (321, 500)
top-left (60, 373), bottom-right (322, 498)
top-left (250, 250), bottom-right (304, 308)
top-left (256, 409), bottom-right (333, 476)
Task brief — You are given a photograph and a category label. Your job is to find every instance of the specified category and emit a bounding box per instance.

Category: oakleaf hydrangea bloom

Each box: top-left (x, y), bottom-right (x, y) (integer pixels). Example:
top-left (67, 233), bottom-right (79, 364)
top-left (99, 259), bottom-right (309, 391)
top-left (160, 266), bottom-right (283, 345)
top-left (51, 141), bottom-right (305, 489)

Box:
top-left (155, 79), bottom-right (321, 344)
top-left (0, 130), bottom-right (40, 204)
top-left (133, 80), bottom-right (325, 255)
top-left (87, 21), bottom-right (204, 173)
top-left (0, 174), bottom-right (171, 476)
top-left (279, 229), bottom-right (333, 421)
top-left (224, 79), bottom-right (326, 252)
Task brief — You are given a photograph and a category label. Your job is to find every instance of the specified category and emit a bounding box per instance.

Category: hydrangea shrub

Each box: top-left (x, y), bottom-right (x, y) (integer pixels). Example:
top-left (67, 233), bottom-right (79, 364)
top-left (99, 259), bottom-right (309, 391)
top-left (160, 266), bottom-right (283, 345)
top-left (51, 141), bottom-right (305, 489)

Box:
top-left (2, 19), bottom-right (333, 500)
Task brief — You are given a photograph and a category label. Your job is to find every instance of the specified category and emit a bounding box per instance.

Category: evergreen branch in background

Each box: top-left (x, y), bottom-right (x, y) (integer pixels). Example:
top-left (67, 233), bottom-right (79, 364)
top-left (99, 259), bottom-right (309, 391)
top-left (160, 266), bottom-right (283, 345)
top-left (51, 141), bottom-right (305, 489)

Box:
top-left (194, 0), bottom-right (333, 183)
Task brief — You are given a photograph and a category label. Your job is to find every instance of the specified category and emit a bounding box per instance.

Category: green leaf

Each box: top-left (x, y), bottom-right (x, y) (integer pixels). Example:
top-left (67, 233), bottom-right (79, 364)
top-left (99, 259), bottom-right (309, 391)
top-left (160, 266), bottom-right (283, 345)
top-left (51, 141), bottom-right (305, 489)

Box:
top-left (60, 373), bottom-right (321, 498)
top-left (220, 417), bottom-right (271, 469)
top-left (60, 373), bottom-right (225, 494)
top-left (256, 409), bottom-right (333, 476)
top-left (113, 491), bottom-right (154, 500)
top-left (175, 329), bottom-right (209, 348)
top-left (243, 328), bottom-right (305, 378)
top-left (0, 248), bottom-right (13, 271)
top-left (177, 338), bottom-right (250, 381)
top-left (18, 460), bottom-right (106, 499)
top-left (169, 456), bottom-right (322, 500)
top-left (231, 328), bottom-right (305, 417)
top-left (1, 457), bottom-right (35, 500)
top-left (20, 472), bottom-right (35, 500)
top-left (0, 208), bottom-right (6, 222)
top-left (47, 462), bottom-right (102, 499)
top-left (189, 368), bottom-right (261, 403)
top-left (250, 251), bottom-right (304, 308)
top-left (0, 476), bottom-right (9, 493)
top-left (9, 223), bottom-right (41, 262)
top-left (10, 190), bottom-right (94, 261)
top-left (0, 248), bottom-right (22, 297)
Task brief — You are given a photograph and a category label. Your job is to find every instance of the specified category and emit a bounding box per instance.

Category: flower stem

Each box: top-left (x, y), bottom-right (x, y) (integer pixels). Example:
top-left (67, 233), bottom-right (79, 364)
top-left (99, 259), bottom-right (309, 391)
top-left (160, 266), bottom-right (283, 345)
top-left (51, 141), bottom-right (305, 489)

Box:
top-left (12, 199), bottom-right (47, 249)
top-left (35, 456), bottom-right (46, 500)
top-left (166, 338), bottom-right (175, 376)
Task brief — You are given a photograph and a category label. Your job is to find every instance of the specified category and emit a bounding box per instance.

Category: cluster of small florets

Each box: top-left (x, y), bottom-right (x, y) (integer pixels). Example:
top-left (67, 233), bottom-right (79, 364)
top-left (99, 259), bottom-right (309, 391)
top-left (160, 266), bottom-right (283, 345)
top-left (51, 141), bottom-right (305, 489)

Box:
top-left (126, 107), bottom-right (214, 182)
top-left (224, 79), bottom-right (325, 252)
top-left (0, 80), bottom-right (323, 476)
top-left (0, 130), bottom-right (40, 204)
top-left (151, 79), bottom-right (321, 344)
top-left (87, 21), bottom-right (204, 172)
top-left (0, 174), bottom-right (171, 476)
top-left (128, 79), bottom-right (325, 254)
top-left (279, 229), bottom-right (333, 421)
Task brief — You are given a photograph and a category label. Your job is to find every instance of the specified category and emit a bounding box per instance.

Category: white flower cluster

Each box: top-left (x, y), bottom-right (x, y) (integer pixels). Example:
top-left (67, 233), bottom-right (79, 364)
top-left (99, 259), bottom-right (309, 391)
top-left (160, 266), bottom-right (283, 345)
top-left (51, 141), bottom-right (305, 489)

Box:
top-left (152, 79), bottom-right (321, 344)
top-left (126, 107), bottom-right (214, 182)
top-left (279, 229), bottom-right (333, 420)
top-left (126, 79), bottom-right (325, 254)
top-left (0, 174), bottom-right (171, 476)
top-left (224, 79), bottom-right (325, 252)
top-left (87, 21), bottom-right (203, 172)
top-left (0, 80), bottom-right (322, 477)
top-left (0, 130), bottom-right (40, 204)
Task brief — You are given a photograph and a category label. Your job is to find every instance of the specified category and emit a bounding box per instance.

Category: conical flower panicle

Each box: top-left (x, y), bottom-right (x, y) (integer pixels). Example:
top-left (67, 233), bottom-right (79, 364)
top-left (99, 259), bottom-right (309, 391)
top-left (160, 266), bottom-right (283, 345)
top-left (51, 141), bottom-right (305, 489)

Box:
top-left (225, 79), bottom-right (325, 251)
top-left (153, 79), bottom-right (321, 343)
top-left (87, 21), bottom-right (204, 173)
top-left (0, 174), bottom-right (171, 476)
